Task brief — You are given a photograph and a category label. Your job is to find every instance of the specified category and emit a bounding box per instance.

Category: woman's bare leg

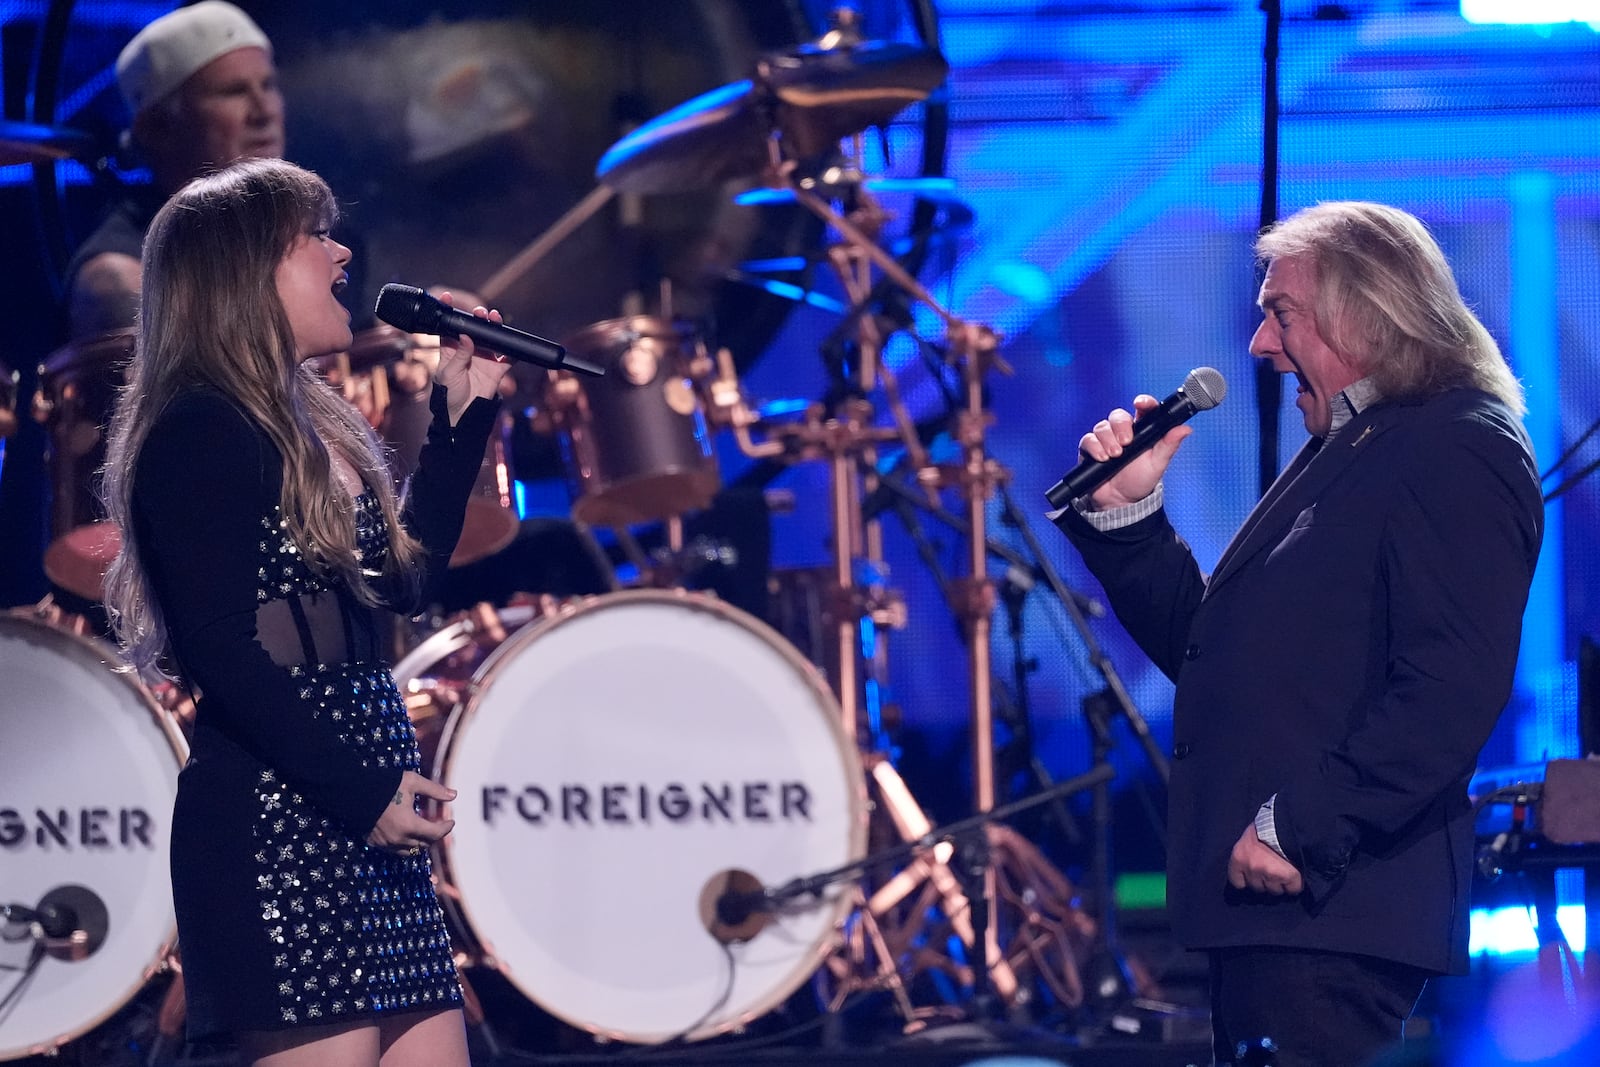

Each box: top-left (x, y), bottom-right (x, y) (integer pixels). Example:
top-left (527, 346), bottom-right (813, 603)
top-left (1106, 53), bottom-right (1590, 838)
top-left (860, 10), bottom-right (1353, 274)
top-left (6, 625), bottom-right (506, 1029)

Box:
top-left (378, 1007), bottom-right (470, 1067)
top-left (239, 1020), bottom-right (379, 1067)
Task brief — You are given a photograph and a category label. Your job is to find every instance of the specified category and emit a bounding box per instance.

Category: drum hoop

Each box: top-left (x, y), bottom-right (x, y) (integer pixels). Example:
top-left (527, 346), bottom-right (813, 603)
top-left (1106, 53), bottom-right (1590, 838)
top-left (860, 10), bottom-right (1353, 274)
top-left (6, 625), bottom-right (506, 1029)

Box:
top-left (390, 602), bottom-right (542, 694)
top-left (0, 612), bottom-right (184, 1061)
top-left (0, 612), bottom-right (189, 761)
top-left (429, 588), bottom-right (868, 1043)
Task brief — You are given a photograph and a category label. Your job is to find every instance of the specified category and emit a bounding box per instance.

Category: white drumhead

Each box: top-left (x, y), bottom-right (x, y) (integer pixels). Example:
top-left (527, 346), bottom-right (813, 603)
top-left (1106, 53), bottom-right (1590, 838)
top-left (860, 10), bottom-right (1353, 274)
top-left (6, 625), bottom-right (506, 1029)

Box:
top-left (436, 590), bottom-right (865, 1043)
top-left (0, 615), bottom-right (184, 1061)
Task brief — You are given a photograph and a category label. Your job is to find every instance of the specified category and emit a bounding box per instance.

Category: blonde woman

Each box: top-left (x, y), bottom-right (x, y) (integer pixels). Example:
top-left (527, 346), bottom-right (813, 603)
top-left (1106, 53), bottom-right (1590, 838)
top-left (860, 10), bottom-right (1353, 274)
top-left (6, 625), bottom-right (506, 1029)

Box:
top-left (101, 158), bottom-right (508, 1067)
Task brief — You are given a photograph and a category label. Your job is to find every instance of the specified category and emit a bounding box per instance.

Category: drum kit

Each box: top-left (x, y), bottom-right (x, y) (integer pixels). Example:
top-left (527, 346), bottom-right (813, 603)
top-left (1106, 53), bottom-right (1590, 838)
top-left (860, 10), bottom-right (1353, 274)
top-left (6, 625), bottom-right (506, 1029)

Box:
top-left (2, 17), bottom-right (1107, 1062)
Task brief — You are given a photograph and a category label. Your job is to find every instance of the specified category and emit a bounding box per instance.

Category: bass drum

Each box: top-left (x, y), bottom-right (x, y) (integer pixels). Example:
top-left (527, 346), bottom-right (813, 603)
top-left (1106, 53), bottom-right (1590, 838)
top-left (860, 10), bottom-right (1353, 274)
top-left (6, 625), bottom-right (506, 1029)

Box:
top-left (414, 590), bottom-right (865, 1044)
top-left (0, 614), bottom-right (185, 1061)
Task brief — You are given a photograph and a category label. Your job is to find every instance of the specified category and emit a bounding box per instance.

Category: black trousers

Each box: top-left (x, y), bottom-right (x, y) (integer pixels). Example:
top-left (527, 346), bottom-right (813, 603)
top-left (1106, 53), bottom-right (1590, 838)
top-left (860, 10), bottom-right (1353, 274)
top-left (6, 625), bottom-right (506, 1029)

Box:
top-left (1209, 947), bottom-right (1429, 1067)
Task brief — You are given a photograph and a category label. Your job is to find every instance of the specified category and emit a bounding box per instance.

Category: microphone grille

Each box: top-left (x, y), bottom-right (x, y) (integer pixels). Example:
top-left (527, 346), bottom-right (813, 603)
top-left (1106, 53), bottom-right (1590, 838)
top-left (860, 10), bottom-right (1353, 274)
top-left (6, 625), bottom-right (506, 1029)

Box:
top-left (373, 284), bottom-right (431, 333)
top-left (1183, 366), bottom-right (1227, 410)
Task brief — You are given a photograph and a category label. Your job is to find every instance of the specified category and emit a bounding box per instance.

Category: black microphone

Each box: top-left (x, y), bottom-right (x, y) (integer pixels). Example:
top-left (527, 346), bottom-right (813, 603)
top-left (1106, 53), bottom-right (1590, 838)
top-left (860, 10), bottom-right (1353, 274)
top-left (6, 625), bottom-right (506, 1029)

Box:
top-left (700, 868), bottom-right (773, 945)
top-left (373, 284), bottom-right (604, 377)
top-left (1044, 367), bottom-right (1226, 509)
top-left (31, 885), bottom-right (110, 960)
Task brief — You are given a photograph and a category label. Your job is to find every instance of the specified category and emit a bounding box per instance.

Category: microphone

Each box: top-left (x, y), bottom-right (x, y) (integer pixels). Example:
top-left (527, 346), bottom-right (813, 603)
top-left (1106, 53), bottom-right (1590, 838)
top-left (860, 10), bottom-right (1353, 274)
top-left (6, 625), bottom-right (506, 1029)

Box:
top-left (373, 284), bottom-right (605, 377)
top-left (698, 868), bottom-right (773, 945)
top-left (4, 885), bottom-right (112, 961)
top-left (1044, 367), bottom-right (1226, 509)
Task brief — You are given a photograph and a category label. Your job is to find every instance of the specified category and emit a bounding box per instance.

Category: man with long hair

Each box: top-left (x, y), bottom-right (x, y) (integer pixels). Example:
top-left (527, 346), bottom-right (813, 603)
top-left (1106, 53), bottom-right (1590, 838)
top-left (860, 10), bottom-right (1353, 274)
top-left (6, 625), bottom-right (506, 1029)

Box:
top-left (1054, 202), bottom-right (1543, 1065)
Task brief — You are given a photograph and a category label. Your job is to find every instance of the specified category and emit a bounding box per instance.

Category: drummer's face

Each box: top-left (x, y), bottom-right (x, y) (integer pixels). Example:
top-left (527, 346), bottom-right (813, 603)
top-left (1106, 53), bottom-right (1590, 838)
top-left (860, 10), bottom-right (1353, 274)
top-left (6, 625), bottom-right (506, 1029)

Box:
top-left (276, 229), bottom-right (353, 362)
top-left (169, 47), bottom-right (285, 176)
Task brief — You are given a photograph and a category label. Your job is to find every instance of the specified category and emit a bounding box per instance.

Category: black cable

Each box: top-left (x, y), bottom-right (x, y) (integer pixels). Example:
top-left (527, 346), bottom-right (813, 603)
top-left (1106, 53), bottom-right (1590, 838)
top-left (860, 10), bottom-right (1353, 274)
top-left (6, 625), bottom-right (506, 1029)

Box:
top-left (1544, 453), bottom-right (1600, 504)
top-left (0, 941), bottom-right (46, 1026)
top-left (616, 939), bottom-right (738, 1058)
top-left (1540, 413), bottom-right (1600, 482)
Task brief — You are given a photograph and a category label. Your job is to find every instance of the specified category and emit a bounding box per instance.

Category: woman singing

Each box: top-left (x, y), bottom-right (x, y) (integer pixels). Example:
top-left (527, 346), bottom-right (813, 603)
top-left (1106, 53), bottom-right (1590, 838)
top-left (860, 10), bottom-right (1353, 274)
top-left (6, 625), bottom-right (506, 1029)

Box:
top-left (101, 158), bottom-right (508, 1066)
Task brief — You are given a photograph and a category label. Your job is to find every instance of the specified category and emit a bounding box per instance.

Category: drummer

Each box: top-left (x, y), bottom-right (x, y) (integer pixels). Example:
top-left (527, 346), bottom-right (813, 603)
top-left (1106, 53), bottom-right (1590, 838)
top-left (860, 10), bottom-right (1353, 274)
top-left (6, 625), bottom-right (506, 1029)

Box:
top-left (65, 2), bottom-right (286, 341)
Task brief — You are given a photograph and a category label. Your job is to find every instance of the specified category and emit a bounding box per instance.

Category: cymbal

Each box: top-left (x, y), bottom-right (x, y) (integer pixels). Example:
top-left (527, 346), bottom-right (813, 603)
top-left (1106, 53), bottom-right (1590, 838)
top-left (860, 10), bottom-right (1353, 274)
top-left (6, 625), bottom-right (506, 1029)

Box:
top-left (596, 80), bottom-right (771, 197)
top-left (732, 175), bottom-right (959, 206)
top-left (0, 120), bottom-right (96, 167)
top-left (44, 522), bottom-right (121, 604)
top-left (760, 41), bottom-right (949, 160)
top-left (596, 40), bottom-right (948, 197)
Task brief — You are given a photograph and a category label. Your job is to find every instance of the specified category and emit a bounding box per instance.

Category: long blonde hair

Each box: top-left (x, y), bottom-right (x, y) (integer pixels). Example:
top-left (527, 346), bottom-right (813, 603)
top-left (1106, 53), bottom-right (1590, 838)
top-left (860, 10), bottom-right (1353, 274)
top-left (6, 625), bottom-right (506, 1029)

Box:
top-left (1256, 201), bottom-right (1524, 415)
top-left (101, 158), bottom-right (423, 673)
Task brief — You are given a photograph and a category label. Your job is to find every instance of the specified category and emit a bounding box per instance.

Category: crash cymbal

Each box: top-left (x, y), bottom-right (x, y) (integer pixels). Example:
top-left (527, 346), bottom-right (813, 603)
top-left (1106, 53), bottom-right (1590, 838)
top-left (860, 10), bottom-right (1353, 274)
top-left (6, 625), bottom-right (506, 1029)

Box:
top-left (596, 80), bottom-right (772, 196)
top-left (761, 41), bottom-right (948, 160)
top-left (596, 40), bottom-right (948, 197)
top-left (732, 175), bottom-right (958, 206)
top-left (0, 120), bottom-right (95, 167)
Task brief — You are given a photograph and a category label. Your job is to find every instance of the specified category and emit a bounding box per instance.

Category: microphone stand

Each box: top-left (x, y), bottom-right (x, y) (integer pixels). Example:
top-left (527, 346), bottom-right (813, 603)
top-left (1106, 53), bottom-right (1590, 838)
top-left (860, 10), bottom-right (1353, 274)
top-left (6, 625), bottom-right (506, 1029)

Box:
top-left (873, 476), bottom-right (1086, 851)
top-left (879, 468), bottom-right (1171, 1019)
top-left (723, 763), bottom-right (1115, 934)
top-left (1004, 480), bottom-right (1170, 1023)
top-left (718, 764), bottom-right (1114, 1029)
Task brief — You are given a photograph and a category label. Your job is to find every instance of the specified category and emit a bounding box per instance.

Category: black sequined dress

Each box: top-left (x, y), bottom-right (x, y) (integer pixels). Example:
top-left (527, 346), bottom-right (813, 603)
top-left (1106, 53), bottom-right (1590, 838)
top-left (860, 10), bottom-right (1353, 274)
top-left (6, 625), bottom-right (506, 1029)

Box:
top-left (131, 384), bottom-right (498, 1038)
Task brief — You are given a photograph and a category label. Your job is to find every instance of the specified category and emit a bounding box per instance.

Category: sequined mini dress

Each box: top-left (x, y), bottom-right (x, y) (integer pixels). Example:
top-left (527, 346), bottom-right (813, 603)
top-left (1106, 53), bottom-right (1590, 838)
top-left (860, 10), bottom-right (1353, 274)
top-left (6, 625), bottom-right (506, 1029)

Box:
top-left (132, 385), bottom-right (498, 1038)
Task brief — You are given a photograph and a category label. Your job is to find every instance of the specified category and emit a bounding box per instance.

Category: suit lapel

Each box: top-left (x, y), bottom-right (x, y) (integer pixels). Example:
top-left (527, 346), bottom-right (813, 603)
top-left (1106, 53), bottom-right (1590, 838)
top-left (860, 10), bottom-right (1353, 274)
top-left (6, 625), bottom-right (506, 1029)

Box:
top-left (1205, 406), bottom-right (1393, 599)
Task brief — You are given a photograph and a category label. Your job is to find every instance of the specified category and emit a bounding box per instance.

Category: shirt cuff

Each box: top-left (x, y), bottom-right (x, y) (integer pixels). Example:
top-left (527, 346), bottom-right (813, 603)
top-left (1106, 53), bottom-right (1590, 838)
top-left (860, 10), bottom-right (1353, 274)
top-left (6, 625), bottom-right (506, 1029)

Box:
top-left (1052, 482), bottom-right (1164, 531)
top-left (1255, 794), bottom-right (1288, 859)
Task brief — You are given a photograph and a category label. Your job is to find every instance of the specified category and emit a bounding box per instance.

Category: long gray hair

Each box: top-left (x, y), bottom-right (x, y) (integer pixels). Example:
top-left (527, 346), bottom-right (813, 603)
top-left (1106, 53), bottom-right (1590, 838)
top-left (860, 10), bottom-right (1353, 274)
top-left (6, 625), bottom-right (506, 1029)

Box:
top-left (1256, 201), bottom-right (1524, 415)
top-left (101, 158), bottom-right (422, 673)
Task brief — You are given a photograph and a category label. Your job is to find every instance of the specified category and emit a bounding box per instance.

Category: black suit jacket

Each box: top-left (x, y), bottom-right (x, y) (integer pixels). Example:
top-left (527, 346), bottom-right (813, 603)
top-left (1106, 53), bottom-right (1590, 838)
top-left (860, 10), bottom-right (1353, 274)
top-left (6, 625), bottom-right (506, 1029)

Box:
top-left (1055, 387), bottom-right (1543, 973)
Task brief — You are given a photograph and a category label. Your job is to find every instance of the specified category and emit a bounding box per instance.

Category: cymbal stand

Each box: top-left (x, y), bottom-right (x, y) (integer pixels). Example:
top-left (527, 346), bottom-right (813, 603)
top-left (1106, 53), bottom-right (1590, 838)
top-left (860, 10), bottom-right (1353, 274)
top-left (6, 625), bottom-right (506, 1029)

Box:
top-left (703, 179), bottom-right (1029, 1021)
top-left (707, 166), bottom-right (1104, 1021)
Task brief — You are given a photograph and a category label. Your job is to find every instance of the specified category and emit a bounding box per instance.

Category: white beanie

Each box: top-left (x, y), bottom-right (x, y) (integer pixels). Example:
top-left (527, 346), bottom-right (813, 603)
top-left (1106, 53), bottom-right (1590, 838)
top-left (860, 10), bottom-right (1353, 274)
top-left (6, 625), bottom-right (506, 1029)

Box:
top-left (116, 2), bottom-right (272, 116)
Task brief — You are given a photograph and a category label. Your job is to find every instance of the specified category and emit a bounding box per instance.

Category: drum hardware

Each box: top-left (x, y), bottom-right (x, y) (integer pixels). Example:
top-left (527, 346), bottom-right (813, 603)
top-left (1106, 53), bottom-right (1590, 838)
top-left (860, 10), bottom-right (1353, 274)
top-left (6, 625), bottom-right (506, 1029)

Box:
top-left (380, 14), bottom-right (1080, 1044)
top-left (691, 157), bottom-right (1052, 1017)
top-left (312, 325), bottom-right (419, 430)
top-left (722, 762), bottom-right (1112, 1024)
top-left (636, 49), bottom-right (1112, 1021)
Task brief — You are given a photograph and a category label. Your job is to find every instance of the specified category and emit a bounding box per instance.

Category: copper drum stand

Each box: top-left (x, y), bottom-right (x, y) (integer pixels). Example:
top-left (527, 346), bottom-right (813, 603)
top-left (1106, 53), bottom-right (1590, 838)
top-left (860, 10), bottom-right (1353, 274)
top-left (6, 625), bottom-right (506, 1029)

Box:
top-left (687, 177), bottom-right (1093, 1027)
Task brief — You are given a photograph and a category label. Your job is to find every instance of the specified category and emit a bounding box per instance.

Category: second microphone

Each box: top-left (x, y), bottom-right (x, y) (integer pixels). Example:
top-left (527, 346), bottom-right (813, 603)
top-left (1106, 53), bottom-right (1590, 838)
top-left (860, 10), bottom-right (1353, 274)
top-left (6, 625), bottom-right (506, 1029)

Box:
top-left (1044, 367), bottom-right (1227, 509)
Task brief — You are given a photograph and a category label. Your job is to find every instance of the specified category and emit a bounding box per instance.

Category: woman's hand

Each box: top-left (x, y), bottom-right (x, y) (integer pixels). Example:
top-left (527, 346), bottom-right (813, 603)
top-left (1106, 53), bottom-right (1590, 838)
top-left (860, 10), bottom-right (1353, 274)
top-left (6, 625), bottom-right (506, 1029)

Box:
top-left (431, 290), bottom-right (513, 424)
top-left (365, 770), bottom-right (457, 856)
